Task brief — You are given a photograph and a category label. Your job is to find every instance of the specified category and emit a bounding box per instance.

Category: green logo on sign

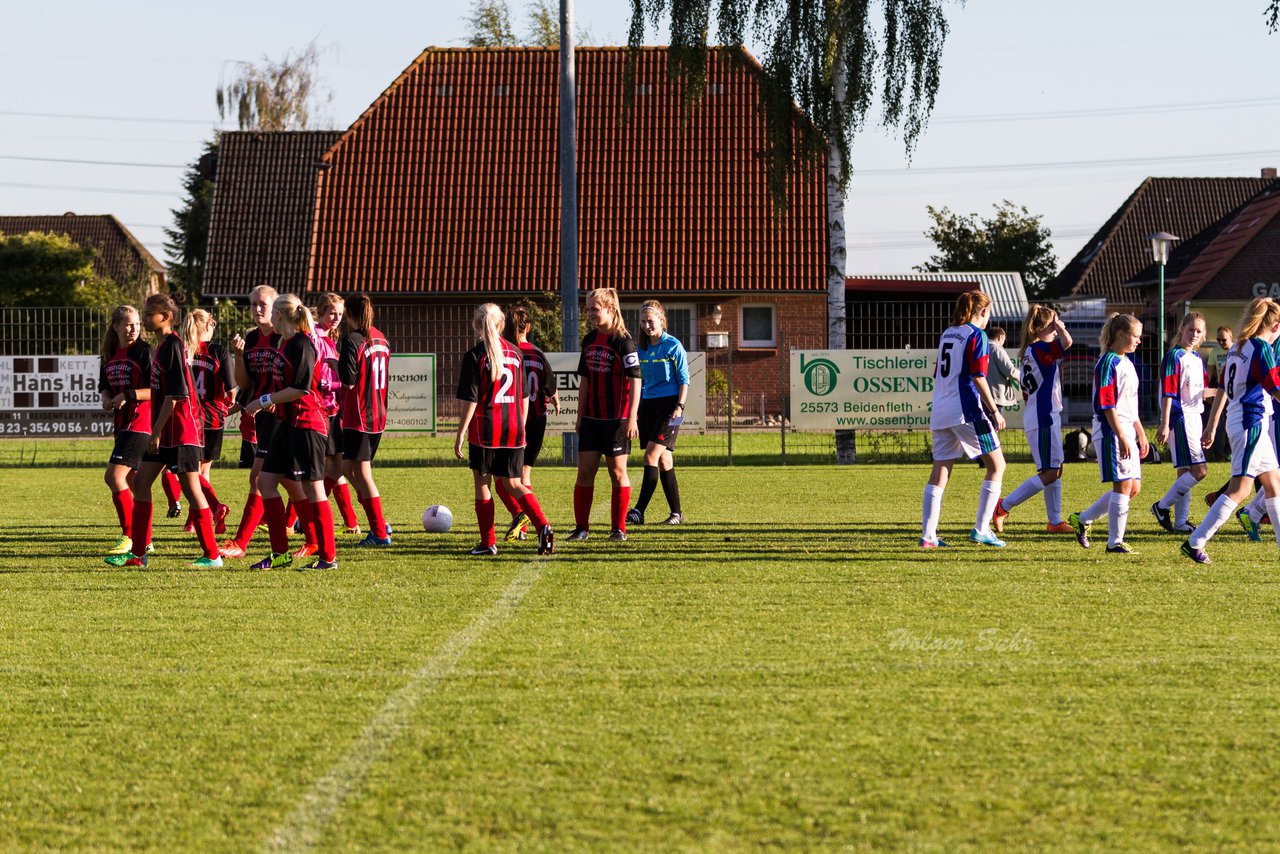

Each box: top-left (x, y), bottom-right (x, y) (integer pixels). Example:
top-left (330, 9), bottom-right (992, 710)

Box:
top-left (800, 355), bottom-right (840, 396)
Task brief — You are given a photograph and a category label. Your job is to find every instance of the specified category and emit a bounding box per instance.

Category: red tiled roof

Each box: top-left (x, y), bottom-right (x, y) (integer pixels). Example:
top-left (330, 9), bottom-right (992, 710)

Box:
top-left (203, 131), bottom-right (342, 297)
top-left (1165, 185), bottom-right (1280, 303)
top-left (0, 213), bottom-right (164, 295)
top-left (1053, 177), bottom-right (1276, 305)
top-left (307, 47), bottom-right (827, 294)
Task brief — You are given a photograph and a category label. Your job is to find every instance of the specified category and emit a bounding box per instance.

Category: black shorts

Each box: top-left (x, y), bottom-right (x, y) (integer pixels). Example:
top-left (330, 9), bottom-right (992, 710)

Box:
top-left (638, 396), bottom-right (680, 450)
top-left (325, 414), bottom-right (343, 456)
top-left (342, 429), bottom-right (383, 462)
top-left (578, 418), bottom-right (630, 457)
top-left (202, 427), bottom-right (224, 463)
top-left (263, 424), bottom-right (327, 481)
top-left (469, 443), bottom-right (525, 479)
top-left (109, 431), bottom-right (149, 469)
top-left (525, 414), bottom-right (547, 466)
top-left (254, 412), bottom-right (280, 460)
top-left (154, 445), bottom-right (203, 474)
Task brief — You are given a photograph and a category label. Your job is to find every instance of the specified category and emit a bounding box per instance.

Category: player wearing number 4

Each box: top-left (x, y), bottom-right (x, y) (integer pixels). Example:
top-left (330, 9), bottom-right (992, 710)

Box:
top-left (991, 305), bottom-right (1073, 534)
top-left (1149, 313), bottom-right (1214, 535)
top-left (455, 304), bottom-right (555, 557)
top-left (1068, 314), bottom-right (1147, 554)
top-left (920, 290), bottom-right (1007, 549)
top-left (1180, 297), bottom-right (1280, 564)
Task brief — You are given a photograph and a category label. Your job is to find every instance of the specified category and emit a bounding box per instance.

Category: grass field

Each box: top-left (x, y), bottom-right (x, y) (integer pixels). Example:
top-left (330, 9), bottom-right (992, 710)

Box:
top-left (3, 459), bottom-right (1280, 851)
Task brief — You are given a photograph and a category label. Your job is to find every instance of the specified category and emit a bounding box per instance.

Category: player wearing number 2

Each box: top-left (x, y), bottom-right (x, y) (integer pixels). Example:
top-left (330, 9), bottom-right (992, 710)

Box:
top-left (920, 290), bottom-right (1007, 549)
top-left (339, 294), bottom-right (393, 546)
top-left (455, 303), bottom-right (555, 556)
top-left (990, 305), bottom-right (1073, 534)
top-left (496, 304), bottom-right (559, 542)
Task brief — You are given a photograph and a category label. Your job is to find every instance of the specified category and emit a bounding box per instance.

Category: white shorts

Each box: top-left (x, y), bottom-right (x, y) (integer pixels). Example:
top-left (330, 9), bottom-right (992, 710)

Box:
top-left (1093, 422), bottom-right (1141, 483)
top-left (1169, 413), bottom-right (1206, 469)
top-left (1025, 419), bottom-right (1063, 472)
top-left (932, 418), bottom-right (1000, 462)
top-left (1230, 423), bottom-right (1279, 479)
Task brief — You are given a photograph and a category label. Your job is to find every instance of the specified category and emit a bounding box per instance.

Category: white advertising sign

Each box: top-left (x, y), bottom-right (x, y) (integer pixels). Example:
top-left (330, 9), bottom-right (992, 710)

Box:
top-left (385, 353), bottom-right (437, 433)
top-left (790, 349), bottom-right (1024, 431)
top-left (545, 351), bottom-right (708, 433)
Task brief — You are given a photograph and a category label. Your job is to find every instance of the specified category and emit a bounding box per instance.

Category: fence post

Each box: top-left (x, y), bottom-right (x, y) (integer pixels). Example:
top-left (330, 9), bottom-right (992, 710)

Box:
top-left (780, 344), bottom-right (786, 465)
top-left (726, 342), bottom-right (733, 466)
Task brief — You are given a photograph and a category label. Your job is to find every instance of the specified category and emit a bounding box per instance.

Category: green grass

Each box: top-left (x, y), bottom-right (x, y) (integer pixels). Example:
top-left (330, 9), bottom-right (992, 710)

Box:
top-left (3, 461), bottom-right (1280, 851)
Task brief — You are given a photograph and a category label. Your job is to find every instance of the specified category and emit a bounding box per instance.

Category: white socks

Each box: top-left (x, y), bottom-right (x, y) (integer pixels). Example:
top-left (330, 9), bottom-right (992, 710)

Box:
top-left (1191, 495), bottom-right (1239, 549)
top-left (1249, 489), bottom-right (1268, 524)
top-left (1108, 493), bottom-right (1130, 547)
top-left (1044, 479), bottom-right (1064, 525)
top-left (1158, 472), bottom-right (1200, 512)
top-left (1003, 474), bottom-right (1046, 510)
top-left (1080, 492), bottom-right (1112, 524)
top-left (1269, 497), bottom-right (1280, 547)
top-left (975, 480), bottom-right (1002, 534)
top-left (1175, 490), bottom-right (1192, 528)
top-left (921, 484), bottom-right (944, 543)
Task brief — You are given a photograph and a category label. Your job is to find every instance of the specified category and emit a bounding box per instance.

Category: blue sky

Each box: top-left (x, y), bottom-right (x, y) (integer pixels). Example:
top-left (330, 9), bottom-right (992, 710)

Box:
top-left (3, 0), bottom-right (1278, 277)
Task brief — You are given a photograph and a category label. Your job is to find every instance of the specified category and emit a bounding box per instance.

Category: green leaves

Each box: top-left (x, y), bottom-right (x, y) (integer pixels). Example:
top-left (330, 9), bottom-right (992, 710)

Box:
top-left (917, 201), bottom-right (1058, 300)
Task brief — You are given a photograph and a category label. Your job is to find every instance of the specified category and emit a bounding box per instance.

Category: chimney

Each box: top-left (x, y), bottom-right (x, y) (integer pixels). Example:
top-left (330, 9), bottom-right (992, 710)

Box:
top-left (1263, 167), bottom-right (1278, 180)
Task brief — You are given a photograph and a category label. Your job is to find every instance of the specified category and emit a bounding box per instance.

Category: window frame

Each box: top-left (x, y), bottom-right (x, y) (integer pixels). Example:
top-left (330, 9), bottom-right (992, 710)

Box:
top-left (739, 302), bottom-right (777, 348)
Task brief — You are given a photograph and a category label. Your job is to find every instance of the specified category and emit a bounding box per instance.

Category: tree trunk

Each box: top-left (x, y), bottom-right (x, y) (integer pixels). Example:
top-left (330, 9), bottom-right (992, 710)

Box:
top-left (829, 54), bottom-right (856, 464)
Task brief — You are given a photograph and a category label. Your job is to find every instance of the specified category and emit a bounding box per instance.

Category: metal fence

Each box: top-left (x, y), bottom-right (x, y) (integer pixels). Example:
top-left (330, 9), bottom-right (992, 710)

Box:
top-left (1, 303), bottom-right (1063, 468)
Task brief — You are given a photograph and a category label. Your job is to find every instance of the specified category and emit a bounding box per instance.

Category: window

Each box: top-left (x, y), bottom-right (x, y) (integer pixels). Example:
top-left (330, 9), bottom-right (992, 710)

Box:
top-left (493, 84), bottom-right (510, 96)
top-left (740, 304), bottom-right (776, 348)
top-left (435, 84), bottom-right (452, 96)
top-left (621, 303), bottom-right (694, 351)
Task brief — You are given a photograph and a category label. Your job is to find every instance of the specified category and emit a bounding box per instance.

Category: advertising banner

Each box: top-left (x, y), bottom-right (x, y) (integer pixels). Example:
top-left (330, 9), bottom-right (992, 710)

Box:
top-left (0, 355), bottom-right (112, 437)
top-left (790, 349), bottom-right (1024, 431)
top-left (385, 353), bottom-right (437, 433)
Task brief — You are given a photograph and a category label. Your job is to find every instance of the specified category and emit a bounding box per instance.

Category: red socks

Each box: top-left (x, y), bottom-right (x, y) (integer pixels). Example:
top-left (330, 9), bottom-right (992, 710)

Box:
top-left (111, 488), bottom-right (134, 536)
top-left (130, 500), bottom-right (153, 558)
top-left (233, 494), bottom-right (264, 548)
top-left (493, 479), bottom-right (523, 517)
top-left (517, 492), bottom-right (549, 530)
top-left (295, 499), bottom-right (319, 549)
top-left (194, 506), bottom-right (218, 559)
top-left (262, 496), bottom-right (290, 554)
top-left (612, 485), bottom-right (631, 532)
top-left (313, 500), bottom-right (336, 562)
top-left (285, 500), bottom-right (298, 529)
top-left (573, 485), bottom-right (594, 529)
top-left (325, 478), bottom-right (360, 528)
top-left (161, 470), bottom-right (180, 504)
top-left (476, 498), bottom-right (496, 547)
top-left (359, 496), bottom-right (389, 539)
top-left (198, 475), bottom-right (219, 509)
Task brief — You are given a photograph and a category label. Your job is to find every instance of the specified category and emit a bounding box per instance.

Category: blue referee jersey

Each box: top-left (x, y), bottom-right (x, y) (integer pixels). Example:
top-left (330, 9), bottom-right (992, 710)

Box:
top-left (637, 332), bottom-right (690, 399)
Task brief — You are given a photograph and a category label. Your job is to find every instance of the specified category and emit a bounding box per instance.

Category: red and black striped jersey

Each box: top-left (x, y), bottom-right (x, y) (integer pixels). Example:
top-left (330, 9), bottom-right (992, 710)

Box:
top-left (151, 333), bottom-right (204, 448)
top-left (577, 330), bottom-right (641, 420)
top-left (457, 339), bottom-right (525, 449)
top-left (243, 328), bottom-right (284, 399)
top-left (276, 333), bottom-right (328, 434)
top-left (98, 339), bottom-right (153, 435)
top-left (191, 340), bottom-right (236, 430)
top-left (518, 341), bottom-right (555, 418)
top-left (339, 326), bottom-right (391, 433)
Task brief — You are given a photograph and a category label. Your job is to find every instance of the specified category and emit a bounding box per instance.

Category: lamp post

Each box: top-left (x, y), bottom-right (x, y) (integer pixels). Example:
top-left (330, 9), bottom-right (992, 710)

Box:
top-left (1148, 231), bottom-right (1179, 364)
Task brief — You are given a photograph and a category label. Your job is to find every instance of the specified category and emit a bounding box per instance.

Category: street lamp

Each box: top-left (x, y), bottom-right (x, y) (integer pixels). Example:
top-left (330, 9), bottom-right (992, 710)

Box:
top-left (1148, 231), bottom-right (1179, 361)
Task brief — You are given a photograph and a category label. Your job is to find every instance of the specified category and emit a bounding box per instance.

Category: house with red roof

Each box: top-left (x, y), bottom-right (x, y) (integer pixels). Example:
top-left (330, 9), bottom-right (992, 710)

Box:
top-left (205, 46), bottom-right (829, 417)
top-left (0, 213), bottom-right (165, 301)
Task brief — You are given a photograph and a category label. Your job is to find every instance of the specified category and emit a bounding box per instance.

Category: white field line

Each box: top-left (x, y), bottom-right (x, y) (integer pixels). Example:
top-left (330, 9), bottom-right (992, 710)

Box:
top-left (265, 560), bottom-right (543, 853)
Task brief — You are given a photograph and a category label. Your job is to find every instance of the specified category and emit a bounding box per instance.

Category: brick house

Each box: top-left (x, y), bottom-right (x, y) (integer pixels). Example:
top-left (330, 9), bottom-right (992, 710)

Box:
top-left (204, 47), bottom-right (828, 419)
top-left (0, 213), bottom-right (165, 301)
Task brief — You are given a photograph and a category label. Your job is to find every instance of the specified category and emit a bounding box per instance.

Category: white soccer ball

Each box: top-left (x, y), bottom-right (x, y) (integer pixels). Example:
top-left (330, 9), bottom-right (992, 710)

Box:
top-left (421, 504), bottom-right (453, 533)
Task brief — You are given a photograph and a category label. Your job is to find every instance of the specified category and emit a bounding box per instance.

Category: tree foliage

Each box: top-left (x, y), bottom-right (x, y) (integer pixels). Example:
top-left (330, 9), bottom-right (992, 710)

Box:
top-left (1268, 1), bottom-right (1279, 32)
top-left (916, 201), bottom-right (1058, 300)
top-left (0, 231), bottom-right (123, 309)
top-left (466, 0), bottom-right (519, 46)
top-left (216, 39), bottom-right (334, 131)
top-left (627, 0), bottom-right (956, 208)
top-left (165, 139), bottom-right (218, 301)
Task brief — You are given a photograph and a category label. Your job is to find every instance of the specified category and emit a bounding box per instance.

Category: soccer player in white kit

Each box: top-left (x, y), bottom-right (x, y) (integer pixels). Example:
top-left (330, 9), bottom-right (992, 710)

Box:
top-left (1150, 312), bottom-right (1213, 535)
top-left (1068, 314), bottom-right (1147, 554)
top-left (1181, 297), bottom-right (1280, 564)
top-left (920, 291), bottom-right (1007, 549)
top-left (991, 305), bottom-right (1073, 534)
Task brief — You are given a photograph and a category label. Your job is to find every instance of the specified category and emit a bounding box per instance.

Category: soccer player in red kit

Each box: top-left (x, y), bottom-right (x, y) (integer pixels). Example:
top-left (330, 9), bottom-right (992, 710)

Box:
top-left (244, 295), bottom-right (338, 571)
top-left (569, 287), bottom-right (642, 541)
top-left (339, 293), bottom-right (393, 546)
top-left (181, 308), bottom-right (234, 534)
top-left (104, 294), bottom-right (221, 568)
top-left (313, 292), bottom-right (361, 534)
top-left (454, 303), bottom-right (555, 556)
top-left (99, 304), bottom-right (153, 556)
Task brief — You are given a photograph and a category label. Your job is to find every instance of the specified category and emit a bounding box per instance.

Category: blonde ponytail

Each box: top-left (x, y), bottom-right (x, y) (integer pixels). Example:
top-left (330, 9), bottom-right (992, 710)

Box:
top-left (181, 309), bottom-right (212, 364)
top-left (1234, 297), bottom-right (1280, 352)
top-left (272, 294), bottom-right (314, 337)
top-left (951, 290), bottom-right (991, 326)
top-left (473, 303), bottom-right (506, 381)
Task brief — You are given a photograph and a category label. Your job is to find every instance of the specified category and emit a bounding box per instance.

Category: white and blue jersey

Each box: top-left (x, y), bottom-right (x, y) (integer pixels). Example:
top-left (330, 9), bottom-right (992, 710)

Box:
top-left (1161, 345), bottom-right (1208, 468)
top-left (637, 332), bottom-right (690, 400)
top-left (1021, 340), bottom-right (1065, 429)
top-left (1092, 351), bottom-right (1141, 483)
top-left (1223, 338), bottom-right (1280, 436)
top-left (930, 323), bottom-right (990, 430)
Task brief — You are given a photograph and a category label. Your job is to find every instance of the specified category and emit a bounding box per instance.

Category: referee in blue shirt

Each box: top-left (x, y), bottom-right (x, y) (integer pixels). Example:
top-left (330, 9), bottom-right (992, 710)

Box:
top-left (627, 300), bottom-right (690, 525)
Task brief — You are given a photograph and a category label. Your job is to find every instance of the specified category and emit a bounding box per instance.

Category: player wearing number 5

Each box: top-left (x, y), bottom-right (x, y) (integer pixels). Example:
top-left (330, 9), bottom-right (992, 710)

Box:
top-left (338, 294), bottom-right (393, 546)
top-left (991, 305), bottom-right (1073, 534)
top-left (455, 304), bottom-right (555, 556)
top-left (920, 291), bottom-right (1007, 549)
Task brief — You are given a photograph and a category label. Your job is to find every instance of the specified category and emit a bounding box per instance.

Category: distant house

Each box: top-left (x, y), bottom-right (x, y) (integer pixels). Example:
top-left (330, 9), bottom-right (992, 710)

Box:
top-left (845, 272), bottom-right (1030, 351)
top-left (0, 213), bottom-right (165, 301)
top-left (205, 47), bottom-right (829, 417)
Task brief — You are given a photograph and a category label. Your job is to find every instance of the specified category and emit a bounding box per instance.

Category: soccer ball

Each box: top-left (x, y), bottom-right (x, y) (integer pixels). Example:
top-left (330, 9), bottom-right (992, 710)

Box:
top-left (421, 504), bottom-right (453, 533)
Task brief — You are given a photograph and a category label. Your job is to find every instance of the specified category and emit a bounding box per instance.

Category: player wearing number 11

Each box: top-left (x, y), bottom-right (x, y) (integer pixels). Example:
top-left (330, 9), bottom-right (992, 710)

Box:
top-left (338, 293), bottom-right (392, 546)
top-left (920, 290), bottom-right (1007, 549)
